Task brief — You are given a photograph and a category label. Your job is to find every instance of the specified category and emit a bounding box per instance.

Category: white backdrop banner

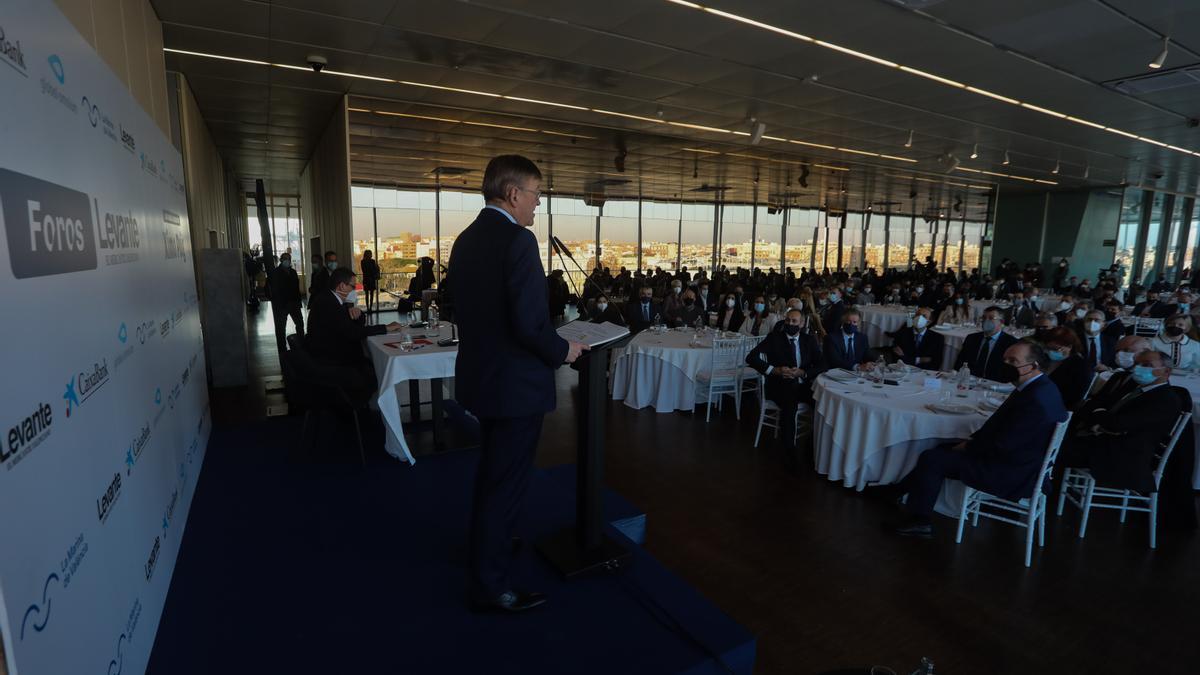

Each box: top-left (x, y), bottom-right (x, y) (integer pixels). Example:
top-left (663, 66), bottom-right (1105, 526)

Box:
top-left (0, 3), bottom-right (210, 674)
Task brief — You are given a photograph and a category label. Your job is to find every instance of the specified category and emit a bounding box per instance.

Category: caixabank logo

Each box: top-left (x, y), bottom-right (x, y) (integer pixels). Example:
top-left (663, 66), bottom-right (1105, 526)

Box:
top-left (0, 22), bottom-right (28, 78)
top-left (3, 400), bottom-right (52, 471)
top-left (125, 422), bottom-right (150, 475)
top-left (63, 359), bottom-right (109, 417)
top-left (1, 168), bottom-right (98, 279)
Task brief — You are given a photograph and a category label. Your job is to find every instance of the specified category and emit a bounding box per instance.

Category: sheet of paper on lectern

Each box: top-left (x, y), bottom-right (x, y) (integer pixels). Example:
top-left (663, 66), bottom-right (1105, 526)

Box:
top-left (556, 320), bottom-right (630, 348)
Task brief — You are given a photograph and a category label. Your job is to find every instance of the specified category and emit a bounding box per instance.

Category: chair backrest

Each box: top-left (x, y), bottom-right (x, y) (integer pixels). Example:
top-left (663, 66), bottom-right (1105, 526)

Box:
top-left (1082, 371), bottom-right (1102, 401)
top-left (1033, 413), bottom-right (1073, 501)
top-left (1134, 317), bottom-right (1163, 337)
top-left (741, 334), bottom-right (767, 360)
top-left (1152, 411), bottom-right (1192, 490)
top-left (710, 337), bottom-right (743, 371)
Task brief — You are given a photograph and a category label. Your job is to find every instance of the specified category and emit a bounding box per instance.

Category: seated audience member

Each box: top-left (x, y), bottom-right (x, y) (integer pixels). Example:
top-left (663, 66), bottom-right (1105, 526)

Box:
top-left (307, 267), bottom-right (401, 366)
top-left (1058, 350), bottom-right (1181, 494)
top-left (1032, 312), bottom-right (1058, 341)
top-left (1101, 299), bottom-right (1128, 340)
top-left (741, 296), bottom-right (777, 337)
top-left (697, 282), bottom-right (716, 312)
top-left (662, 279), bottom-right (686, 319)
top-left (953, 306), bottom-right (1018, 381)
top-left (1007, 291), bottom-right (1037, 328)
top-left (1077, 309), bottom-right (1117, 370)
top-left (823, 308), bottom-right (873, 371)
top-left (1053, 294), bottom-right (1076, 326)
top-left (715, 293), bottom-right (745, 332)
top-left (625, 286), bottom-right (661, 333)
top-left (672, 290), bottom-right (704, 328)
top-left (1150, 313), bottom-right (1200, 370)
top-left (587, 294), bottom-right (626, 326)
top-left (891, 307), bottom-right (944, 370)
top-left (1133, 289), bottom-right (1177, 318)
top-left (856, 284), bottom-right (875, 305)
top-left (938, 293), bottom-right (971, 324)
top-left (891, 341), bottom-right (1068, 538)
top-left (745, 309), bottom-right (825, 470)
top-left (1079, 336), bottom-right (1151, 417)
top-left (1041, 326), bottom-right (1092, 408)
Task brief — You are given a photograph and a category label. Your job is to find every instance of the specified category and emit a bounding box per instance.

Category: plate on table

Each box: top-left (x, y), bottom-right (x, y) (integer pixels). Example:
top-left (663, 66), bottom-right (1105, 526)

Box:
top-left (824, 369), bottom-right (859, 383)
top-left (978, 398), bottom-right (1003, 412)
top-left (926, 403), bottom-right (977, 415)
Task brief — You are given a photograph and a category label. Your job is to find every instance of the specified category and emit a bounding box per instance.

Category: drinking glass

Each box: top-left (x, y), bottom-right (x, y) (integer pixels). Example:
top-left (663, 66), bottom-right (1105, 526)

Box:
top-left (400, 332), bottom-right (414, 352)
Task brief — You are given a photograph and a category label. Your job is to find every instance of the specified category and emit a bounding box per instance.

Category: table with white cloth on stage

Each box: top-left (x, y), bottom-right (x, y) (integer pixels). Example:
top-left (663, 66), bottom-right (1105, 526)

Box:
top-left (610, 327), bottom-right (734, 412)
top-left (858, 304), bottom-right (914, 346)
top-left (366, 327), bottom-right (458, 464)
top-left (812, 369), bottom-right (1012, 515)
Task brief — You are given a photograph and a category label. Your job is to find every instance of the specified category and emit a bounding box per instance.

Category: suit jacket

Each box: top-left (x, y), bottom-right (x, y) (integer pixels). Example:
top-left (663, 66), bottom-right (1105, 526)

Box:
top-left (954, 330), bottom-right (1018, 382)
top-left (1048, 353), bottom-right (1093, 408)
top-left (305, 290), bottom-right (386, 366)
top-left (1133, 300), bottom-right (1177, 319)
top-left (1074, 384), bottom-right (1182, 492)
top-left (446, 208), bottom-right (568, 418)
top-left (892, 327), bottom-right (944, 370)
top-left (309, 266), bottom-right (332, 296)
top-left (625, 300), bottom-right (664, 333)
top-left (823, 329), bottom-right (871, 371)
top-left (1075, 332), bottom-right (1117, 369)
top-left (1102, 318), bottom-right (1127, 340)
top-left (1007, 302), bottom-right (1037, 328)
top-left (268, 266), bottom-right (301, 305)
top-left (587, 304), bottom-right (626, 326)
top-left (959, 374), bottom-right (1069, 500)
top-left (819, 301), bottom-right (845, 331)
top-left (745, 330), bottom-right (825, 404)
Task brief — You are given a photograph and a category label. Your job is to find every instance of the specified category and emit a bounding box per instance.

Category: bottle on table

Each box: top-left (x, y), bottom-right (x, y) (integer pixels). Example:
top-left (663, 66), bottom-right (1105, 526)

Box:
top-left (956, 364), bottom-right (971, 396)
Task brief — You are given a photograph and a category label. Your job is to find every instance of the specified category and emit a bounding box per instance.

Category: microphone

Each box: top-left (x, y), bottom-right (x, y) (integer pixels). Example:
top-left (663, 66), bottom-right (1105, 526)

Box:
top-left (551, 236), bottom-right (608, 301)
top-left (552, 236), bottom-right (574, 260)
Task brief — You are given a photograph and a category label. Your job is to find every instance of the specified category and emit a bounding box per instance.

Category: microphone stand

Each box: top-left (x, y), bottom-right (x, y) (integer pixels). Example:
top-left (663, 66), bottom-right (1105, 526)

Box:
top-left (554, 236), bottom-right (609, 301)
top-left (550, 237), bottom-right (583, 302)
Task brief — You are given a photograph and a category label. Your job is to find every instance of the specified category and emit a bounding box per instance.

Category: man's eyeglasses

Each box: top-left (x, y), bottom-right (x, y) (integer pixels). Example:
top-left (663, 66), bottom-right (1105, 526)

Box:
top-left (518, 186), bottom-right (542, 200)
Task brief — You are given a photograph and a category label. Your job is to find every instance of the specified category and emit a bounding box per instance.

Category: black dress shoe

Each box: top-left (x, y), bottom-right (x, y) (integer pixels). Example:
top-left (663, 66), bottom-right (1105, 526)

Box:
top-left (888, 517), bottom-right (933, 539)
top-left (470, 590), bottom-right (548, 614)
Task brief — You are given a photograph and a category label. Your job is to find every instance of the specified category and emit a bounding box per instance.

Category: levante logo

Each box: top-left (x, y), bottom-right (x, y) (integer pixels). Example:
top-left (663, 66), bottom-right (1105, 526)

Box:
top-left (64, 359), bottom-right (109, 417)
top-left (3, 401), bottom-right (52, 470)
top-left (94, 197), bottom-right (141, 266)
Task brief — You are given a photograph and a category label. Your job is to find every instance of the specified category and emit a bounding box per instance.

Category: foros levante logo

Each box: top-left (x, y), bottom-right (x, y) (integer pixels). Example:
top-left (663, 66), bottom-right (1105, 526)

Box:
top-left (63, 359), bottom-right (110, 417)
top-left (0, 167), bottom-right (99, 279)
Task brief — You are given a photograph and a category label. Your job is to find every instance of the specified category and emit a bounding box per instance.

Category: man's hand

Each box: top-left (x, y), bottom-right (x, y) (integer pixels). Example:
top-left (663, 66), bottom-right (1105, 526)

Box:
top-left (565, 341), bottom-right (589, 364)
top-left (1095, 364), bottom-right (1111, 373)
top-left (860, 361), bottom-right (877, 372)
top-left (386, 322), bottom-right (402, 333)
top-left (348, 306), bottom-right (363, 320)
top-left (892, 345), bottom-right (905, 357)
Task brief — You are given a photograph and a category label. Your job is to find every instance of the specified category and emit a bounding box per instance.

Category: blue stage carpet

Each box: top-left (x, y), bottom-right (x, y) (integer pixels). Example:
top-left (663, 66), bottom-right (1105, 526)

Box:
top-left (146, 418), bottom-right (755, 675)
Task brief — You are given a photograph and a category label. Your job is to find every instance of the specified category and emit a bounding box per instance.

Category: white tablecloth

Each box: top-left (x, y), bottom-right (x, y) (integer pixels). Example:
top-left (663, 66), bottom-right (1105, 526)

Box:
top-left (858, 305), bottom-right (913, 346)
top-left (931, 325), bottom-right (976, 371)
top-left (611, 328), bottom-right (731, 412)
top-left (366, 328), bottom-right (458, 464)
top-left (812, 372), bottom-right (1008, 515)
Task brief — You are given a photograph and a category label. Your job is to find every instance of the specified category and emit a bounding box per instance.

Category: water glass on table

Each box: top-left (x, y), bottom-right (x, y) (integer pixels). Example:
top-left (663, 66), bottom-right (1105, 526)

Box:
top-left (399, 331), bottom-right (414, 352)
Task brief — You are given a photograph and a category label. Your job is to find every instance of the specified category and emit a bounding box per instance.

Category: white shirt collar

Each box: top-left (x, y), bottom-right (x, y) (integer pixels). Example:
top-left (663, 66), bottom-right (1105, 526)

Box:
top-left (484, 204), bottom-right (517, 224)
top-left (1017, 372), bottom-right (1043, 391)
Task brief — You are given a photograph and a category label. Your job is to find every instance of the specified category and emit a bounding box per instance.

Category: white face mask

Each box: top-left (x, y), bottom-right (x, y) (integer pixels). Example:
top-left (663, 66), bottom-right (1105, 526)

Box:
top-left (596, 303), bottom-right (608, 312)
top-left (343, 289), bottom-right (358, 306)
top-left (1059, 301), bottom-right (1072, 311)
top-left (1086, 320), bottom-right (1101, 334)
top-left (726, 299), bottom-right (736, 308)
top-left (1116, 351), bottom-right (1136, 369)
top-left (915, 315), bottom-right (929, 329)
top-left (673, 286), bottom-right (682, 294)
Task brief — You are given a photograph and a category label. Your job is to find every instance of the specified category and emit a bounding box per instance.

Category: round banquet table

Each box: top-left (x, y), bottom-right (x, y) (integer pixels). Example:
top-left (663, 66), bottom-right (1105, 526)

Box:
top-left (812, 371), bottom-right (1008, 515)
top-left (930, 324), bottom-right (977, 371)
top-left (969, 299), bottom-right (1010, 321)
top-left (611, 328), bottom-right (737, 412)
top-left (858, 304), bottom-right (913, 346)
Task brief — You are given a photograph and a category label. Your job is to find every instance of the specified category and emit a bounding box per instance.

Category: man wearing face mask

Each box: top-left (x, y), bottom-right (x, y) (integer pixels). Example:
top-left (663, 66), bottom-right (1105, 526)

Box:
top-left (1134, 290), bottom-right (1176, 318)
top-left (953, 307), bottom-right (1018, 381)
top-left (268, 252), bottom-right (305, 354)
top-left (891, 307), bottom-right (944, 370)
top-left (663, 280), bottom-right (686, 321)
top-left (856, 284), bottom-right (875, 305)
top-left (1150, 313), bottom-right (1200, 370)
top-left (672, 290), bottom-right (704, 328)
top-left (892, 340), bottom-right (1067, 538)
top-left (1058, 350), bottom-right (1181, 495)
top-left (1077, 309), bottom-right (1117, 371)
top-left (306, 267), bottom-right (401, 368)
top-left (822, 309), bottom-right (873, 371)
top-left (1053, 294), bottom-right (1076, 326)
top-left (820, 288), bottom-right (846, 331)
top-left (1008, 292), bottom-right (1037, 329)
top-left (625, 286), bottom-right (662, 334)
top-left (698, 283), bottom-right (715, 313)
top-left (309, 250), bottom-right (337, 299)
top-left (1101, 300), bottom-right (1128, 340)
top-left (745, 309), bottom-right (825, 471)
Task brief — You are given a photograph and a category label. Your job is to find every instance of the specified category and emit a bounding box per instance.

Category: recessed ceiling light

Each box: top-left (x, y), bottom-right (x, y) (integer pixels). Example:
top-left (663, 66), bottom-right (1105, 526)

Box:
top-left (1052, 159), bottom-right (1060, 174)
top-left (1002, 149), bottom-right (1010, 165)
top-left (1149, 37), bottom-right (1169, 69)
top-left (970, 143), bottom-right (978, 159)
top-left (904, 130), bottom-right (913, 148)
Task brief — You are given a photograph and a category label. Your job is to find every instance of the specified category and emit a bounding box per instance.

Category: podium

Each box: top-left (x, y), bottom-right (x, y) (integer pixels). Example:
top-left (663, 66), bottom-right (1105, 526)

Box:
top-left (537, 335), bottom-right (634, 578)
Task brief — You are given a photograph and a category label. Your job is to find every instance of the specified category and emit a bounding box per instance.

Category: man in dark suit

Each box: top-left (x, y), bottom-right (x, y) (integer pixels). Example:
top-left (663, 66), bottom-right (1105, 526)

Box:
top-left (1058, 350), bottom-right (1181, 494)
top-left (1133, 290), bottom-right (1177, 319)
top-left (1007, 291), bottom-right (1037, 328)
top-left (624, 286), bottom-right (662, 333)
top-left (823, 308), bottom-right (872, 371)
top-left (892, 341), bottom-right (1069, 537)
top-left (746, 309), bottom-right (825, 470)
top-left (891, 307), bottom-right (944, 370)
top-left (268, 252), bottom-right (305, 354)
top-left (953, 306), bottom-right (1018, 381)
top-left (306, 267), bottom-right (400, 367)
top-left (309, 250), bottom-right (336, 299)
top-left (1077, 309), bottom-right (1118, 370)
top-left (447, 155), bottom-right (586, 614)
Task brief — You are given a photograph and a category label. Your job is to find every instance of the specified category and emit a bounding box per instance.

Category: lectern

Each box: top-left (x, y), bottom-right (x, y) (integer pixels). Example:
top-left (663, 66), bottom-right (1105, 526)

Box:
top-left (536, 335), bottom-right (634, 578)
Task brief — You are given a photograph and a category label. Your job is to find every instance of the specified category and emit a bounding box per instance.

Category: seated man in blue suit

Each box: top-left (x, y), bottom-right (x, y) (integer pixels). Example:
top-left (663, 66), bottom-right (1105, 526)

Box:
top-left (746, 309), bottom-right (825, 472)
top-left (891, 307), bottom-right (944, 370)
top-left (823, 308), bottom-right (873, 371)
top-left (890, 340), bottom-right (1068, 538)
top-left (953, 306), bottom-right (1018, 382)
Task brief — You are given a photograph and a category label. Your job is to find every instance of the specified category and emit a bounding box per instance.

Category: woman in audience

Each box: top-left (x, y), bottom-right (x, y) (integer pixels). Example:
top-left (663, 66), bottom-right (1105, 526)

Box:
top-left (715, 292), bottom-right (744, 332)
top-left (1041, 326), bottom-right (1092, 408)
top-left (587, 294), bottom-right (626, 326)
top-left (939, 293), bottom-right (971, 324)
top-left (740, 295), bottom-right (777, 337)
top-left (673, 289), bottom-right (704, 328)
top-left (1150, 313), bottom-right (1200, 370)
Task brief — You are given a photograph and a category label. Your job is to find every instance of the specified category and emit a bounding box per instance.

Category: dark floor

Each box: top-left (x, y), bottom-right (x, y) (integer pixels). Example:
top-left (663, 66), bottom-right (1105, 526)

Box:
top-left (210, 302), bottom-right (1200, 675)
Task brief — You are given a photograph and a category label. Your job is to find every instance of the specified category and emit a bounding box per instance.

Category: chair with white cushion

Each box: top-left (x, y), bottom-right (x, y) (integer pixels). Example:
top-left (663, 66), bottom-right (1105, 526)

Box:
top-left (752, 374), bottom-right (810, 447)
top-left (739, 334), bottom-right (768, 407)
top-left (1055, 410), bottom-right (1190, 549)
top-left (695, 337), bottom-right (744, 422)
top-left (955, 414), bottom-right (1072, 567)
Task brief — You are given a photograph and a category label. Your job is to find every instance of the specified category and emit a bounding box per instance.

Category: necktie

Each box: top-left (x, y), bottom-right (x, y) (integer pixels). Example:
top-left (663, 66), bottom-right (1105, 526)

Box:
top-left (846, 335), bottom-right (853, 357)
top-left (643, 303), bottom-right (649, 321)
top-left (976, 334), bottom-right (993, 373)
top-left (915, 331), bottom-right (923, 351)
top-left (790, 337), bottom-right (800, 367)
top-left (1087, 338), bottom-right (1097, 367)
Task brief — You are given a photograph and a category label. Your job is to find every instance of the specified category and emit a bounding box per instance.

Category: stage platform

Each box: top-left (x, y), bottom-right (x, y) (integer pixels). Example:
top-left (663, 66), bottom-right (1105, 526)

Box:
top-left (147, 417), bottom-right (756, 675)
